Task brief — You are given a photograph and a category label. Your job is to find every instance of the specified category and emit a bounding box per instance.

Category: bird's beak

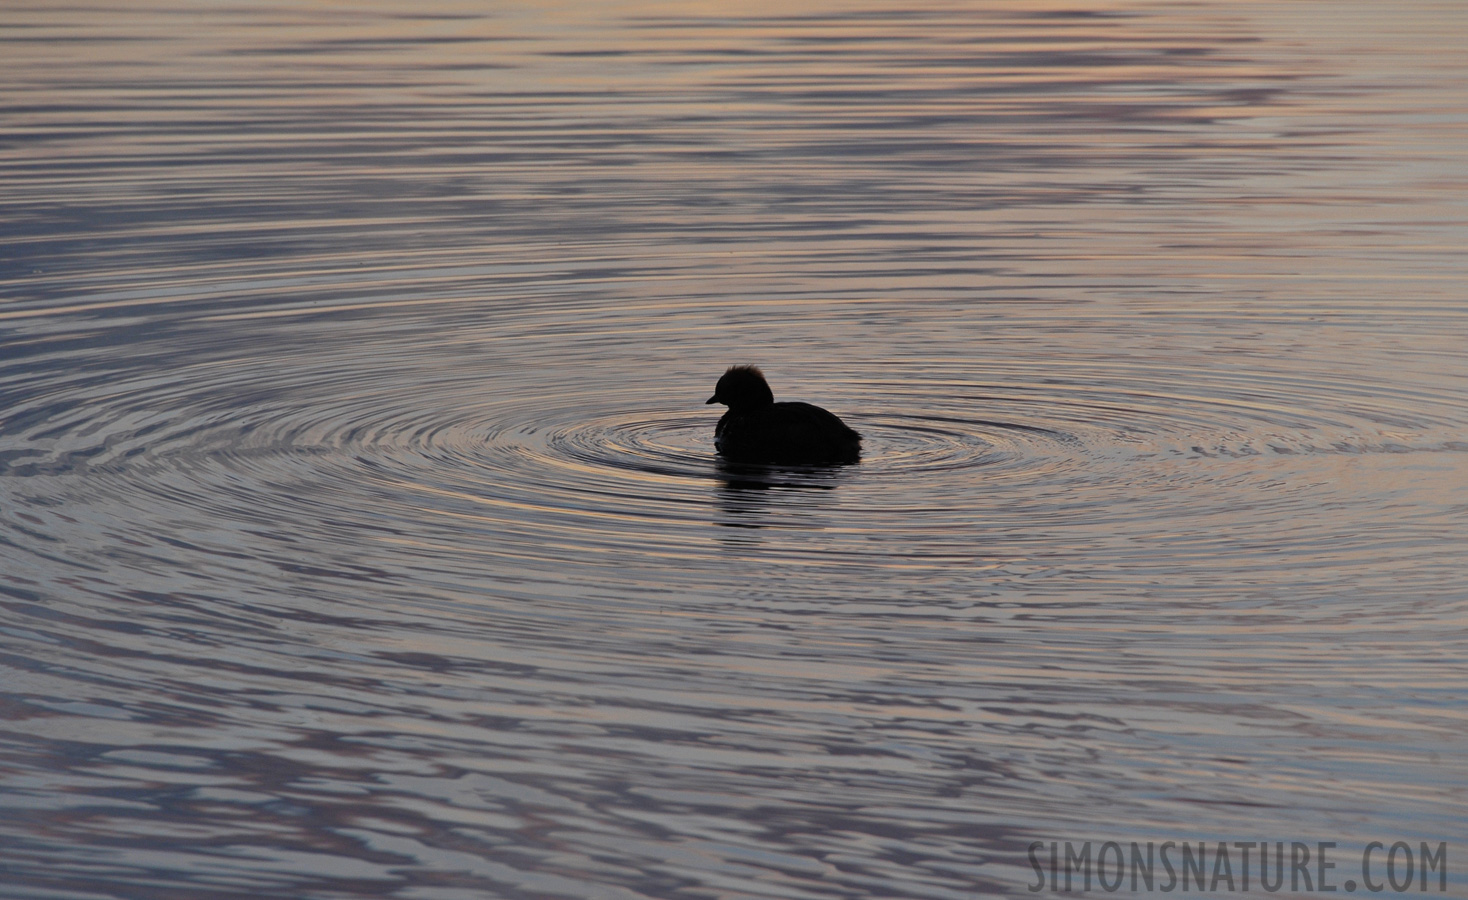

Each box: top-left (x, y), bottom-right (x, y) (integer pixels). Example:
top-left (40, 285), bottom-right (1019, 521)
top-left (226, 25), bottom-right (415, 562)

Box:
top-left (706, 395), bottom-right (719, 404)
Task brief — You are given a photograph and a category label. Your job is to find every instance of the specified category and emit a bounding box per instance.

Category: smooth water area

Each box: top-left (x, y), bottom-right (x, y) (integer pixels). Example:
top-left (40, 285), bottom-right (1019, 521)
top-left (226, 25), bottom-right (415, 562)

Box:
top-left (2, 2), bottom-right (1466, 897)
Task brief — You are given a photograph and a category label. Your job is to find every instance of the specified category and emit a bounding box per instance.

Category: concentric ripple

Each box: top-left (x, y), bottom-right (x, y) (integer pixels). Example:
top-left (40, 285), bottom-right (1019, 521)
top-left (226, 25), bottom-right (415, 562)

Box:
top-left (6, 325), bottom-right (1464, 606)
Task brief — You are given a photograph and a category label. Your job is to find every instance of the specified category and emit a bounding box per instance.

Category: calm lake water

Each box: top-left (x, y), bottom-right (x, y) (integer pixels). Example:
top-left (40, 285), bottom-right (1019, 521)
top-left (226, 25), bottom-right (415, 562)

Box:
top-left (2, 1), bottom-right (1466, 897)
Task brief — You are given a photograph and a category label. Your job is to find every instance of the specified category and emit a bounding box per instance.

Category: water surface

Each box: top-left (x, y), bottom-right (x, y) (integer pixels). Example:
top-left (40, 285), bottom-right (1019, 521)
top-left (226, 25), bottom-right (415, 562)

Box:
top-left (2, 1), bottom-right (1466, 897)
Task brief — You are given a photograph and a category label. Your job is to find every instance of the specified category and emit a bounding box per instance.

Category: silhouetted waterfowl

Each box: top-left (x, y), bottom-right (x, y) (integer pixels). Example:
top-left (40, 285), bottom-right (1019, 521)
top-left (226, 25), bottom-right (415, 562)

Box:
top-left (705, 366), bottom-right (861, 465)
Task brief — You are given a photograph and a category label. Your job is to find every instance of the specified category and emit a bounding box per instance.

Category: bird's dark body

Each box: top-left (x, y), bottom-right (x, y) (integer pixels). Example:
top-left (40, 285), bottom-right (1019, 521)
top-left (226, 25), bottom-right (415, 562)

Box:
top-left (706, 366), bottom-right (861, 465)
top-left (714, 402), bottom-right (861, 465)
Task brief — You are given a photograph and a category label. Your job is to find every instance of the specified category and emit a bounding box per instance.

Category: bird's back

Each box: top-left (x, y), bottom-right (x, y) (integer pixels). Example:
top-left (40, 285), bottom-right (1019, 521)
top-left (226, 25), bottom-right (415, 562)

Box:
top-left (715, 401), bottom-right (861, 465)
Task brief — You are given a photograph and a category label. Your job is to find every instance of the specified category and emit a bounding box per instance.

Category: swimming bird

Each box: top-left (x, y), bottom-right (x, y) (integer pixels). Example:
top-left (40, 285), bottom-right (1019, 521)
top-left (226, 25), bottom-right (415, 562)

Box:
top-left (706, 366), bottom-right (861, 465)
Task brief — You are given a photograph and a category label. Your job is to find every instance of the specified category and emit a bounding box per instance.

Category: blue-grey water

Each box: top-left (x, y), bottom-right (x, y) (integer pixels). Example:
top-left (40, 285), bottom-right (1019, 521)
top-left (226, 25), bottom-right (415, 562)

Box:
top-left (2, 1), bottom-right (1465, 898)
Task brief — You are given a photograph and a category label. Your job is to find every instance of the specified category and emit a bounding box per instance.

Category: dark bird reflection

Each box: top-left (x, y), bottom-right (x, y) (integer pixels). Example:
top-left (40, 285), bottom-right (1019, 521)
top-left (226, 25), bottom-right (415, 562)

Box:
top-left (712, 457), bottom-right (850, 537)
